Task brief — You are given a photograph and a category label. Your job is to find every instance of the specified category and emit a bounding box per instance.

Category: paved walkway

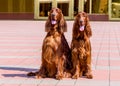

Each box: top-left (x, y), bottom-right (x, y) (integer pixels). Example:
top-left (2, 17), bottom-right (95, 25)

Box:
top-left (0, 21), bottom-right (120, 86)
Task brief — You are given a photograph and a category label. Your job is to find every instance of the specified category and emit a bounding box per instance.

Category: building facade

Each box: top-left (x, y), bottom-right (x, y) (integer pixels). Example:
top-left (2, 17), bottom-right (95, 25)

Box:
top-left (0, 0), bottom-right (120, 21)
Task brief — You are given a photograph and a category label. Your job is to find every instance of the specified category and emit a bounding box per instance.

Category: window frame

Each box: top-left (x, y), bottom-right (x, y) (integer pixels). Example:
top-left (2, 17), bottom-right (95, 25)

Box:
top-left (109, 0), bottom-right (120, 20)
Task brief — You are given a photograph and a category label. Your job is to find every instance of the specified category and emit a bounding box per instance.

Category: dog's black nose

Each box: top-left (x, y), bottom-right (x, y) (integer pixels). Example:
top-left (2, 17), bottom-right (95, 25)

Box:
top-left (51, 13), bottom-right (55, 17)
top-left (80, 20), bottom-right (83, 23)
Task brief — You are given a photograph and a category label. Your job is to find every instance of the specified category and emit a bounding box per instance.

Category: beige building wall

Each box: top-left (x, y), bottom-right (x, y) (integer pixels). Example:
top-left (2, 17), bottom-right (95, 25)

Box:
top-left (0, 0), bottom-right (34, 13)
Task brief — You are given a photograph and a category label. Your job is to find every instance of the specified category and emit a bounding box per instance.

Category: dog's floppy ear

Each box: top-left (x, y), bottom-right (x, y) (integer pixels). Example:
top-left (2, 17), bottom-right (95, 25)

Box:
top-left (85, 15), bottom-right (92, 38)
top-left (45, 12), bottom-right (51, 32)
top-left (59, 11), bottom-right (67, 33)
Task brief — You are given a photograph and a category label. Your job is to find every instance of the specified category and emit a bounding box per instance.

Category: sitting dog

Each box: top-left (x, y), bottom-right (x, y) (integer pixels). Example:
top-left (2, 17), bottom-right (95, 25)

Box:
top-left (71, 12), bottom-right (93, 79)
top-left (27, 8), bottom-right (72, 80)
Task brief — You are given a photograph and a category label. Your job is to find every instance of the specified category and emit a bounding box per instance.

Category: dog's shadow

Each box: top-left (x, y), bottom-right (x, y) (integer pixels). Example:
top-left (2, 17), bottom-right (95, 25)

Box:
top-left (0, 66), bottom-right (38, 78)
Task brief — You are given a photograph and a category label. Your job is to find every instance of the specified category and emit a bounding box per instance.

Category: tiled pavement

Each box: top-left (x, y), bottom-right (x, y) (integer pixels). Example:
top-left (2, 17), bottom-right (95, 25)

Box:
top-left (0, 21), bottom-right (120, 86)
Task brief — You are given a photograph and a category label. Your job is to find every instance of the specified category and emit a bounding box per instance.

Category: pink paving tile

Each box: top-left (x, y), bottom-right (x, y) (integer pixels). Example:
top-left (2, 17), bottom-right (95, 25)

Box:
top-left (0, 41), bottom-right (41, 45)
top-left (92, 43), bottom-right (101, 46)
top-left (92, 51), bottom-right (98, 57)
top-left (110, 70), bottom-right (120, 81)
top-left (0, 70), bottom-right (6, 78)
top-left (0, 52), bottom-right (40, 56)
top-left (2, 84), bottom-right (19, 86)
top-left (19, 58), bottom-right (41, 66)
top-left (20, 84), bottom-right (37, 86)
top-left (100, 46), bottom-right (109, 50)
top-left (0, 37), bottom-right (41, 40)
top-left (0, 57), bottom-right (41, 66)
top-left (110, 42), bottom-right (117, 45)
top-left (96, 60), bottom-right (109, 66)
top-left (110, 60), bottom-right (120, 66)
top-left (0, 59), bottom-right (9, 65)
top-left (51, 84), bottom-right (72, 86)
top-left (92, 70), bottom-right (109, 80)
top-left (110, 43), bottom-right (118, 46)
top-left (0, 69), bottom-right (27, 78)
top-left (74, 70), bottom-right (109, 81)
top-left (92, 48), bottom-right (100, 51)
top-left (110, 52), bottom-right (119, 57)
top-left (98, 52), bottom-right (109, 58)
top-left (1, 65), bottom-right (29, 71)
top-left (0, 58), bottom-right (30, 65)
top-left (0, 66), bottom-right (30, 79)
top-left (0, 46), bottom-right (40, 49)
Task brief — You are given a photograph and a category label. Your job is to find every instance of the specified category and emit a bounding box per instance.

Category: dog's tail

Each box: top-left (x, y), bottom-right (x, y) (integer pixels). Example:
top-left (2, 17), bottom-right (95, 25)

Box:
top-left (27, 71), bottom-right (38, 76)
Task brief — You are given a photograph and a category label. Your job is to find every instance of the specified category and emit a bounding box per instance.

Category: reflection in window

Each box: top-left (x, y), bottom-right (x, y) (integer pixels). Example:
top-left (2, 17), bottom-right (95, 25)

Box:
top-left (58, 3), bottom-right (69, 16)
top-left (112, 0), bottom-right (120, 3)
top-left (84, 0), bottom-right (90, 13)
top-left (92, 0), bottom-right (108, 14)
top-left (74, 0), bottom-right (79, 16)
top-left (39, 3), bottom-right (52, 17)
top-left (112, 0), bottom-right (120, 18)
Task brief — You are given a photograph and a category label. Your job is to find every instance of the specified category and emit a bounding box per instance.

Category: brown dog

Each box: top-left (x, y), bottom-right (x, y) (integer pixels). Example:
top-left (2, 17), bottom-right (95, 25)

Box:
top-left (27, 8), bottom-right (72, 80)
top-left (71, 12), bottom-right (93, 79)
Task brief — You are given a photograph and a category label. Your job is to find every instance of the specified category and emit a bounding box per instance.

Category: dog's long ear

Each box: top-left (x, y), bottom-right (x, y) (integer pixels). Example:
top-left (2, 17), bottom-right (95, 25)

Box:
top-left (59, 12), bottom-right (67, 33)
top-left (72, 15), bottom-right (80, 39)
top-left (45, 12), bottom-right (51, 32)
top-left (85, 15), bottom-right (92, 38)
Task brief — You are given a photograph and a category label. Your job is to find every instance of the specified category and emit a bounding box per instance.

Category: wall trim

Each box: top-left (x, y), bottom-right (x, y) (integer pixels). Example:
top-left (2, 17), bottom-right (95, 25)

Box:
top-left (0, 13), bottom-right (34, 20)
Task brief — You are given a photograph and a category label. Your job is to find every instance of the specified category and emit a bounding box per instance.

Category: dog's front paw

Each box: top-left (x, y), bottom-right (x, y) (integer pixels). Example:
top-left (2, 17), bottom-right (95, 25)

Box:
top-left (63, 72), bottom-right (72, 78)
top-left (72, 74), bottom-right (79, 79)
top-left (86, 73), bottom-right (93, 79)
top-left (35, 75), bottom-right (42, 79)
top-left (35, 74), bottom-right (46, 79)
top-left (56, 74), bottom-right (63, 80)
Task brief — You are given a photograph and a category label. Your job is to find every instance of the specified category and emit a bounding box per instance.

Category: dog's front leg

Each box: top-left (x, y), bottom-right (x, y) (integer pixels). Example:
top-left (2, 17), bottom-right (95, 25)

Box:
top-left (56, 57), bottom-right (64, 80)
top-left (84, 41), bottom-right (93, 79)
top-left (72, 60), bottom-right (80, 79)
top-left (36, 65), bottom-right (47, 79)
top-left (72, 48), bottom-right (80, 79)
top-left (85, 51), bottom-right (93, 79)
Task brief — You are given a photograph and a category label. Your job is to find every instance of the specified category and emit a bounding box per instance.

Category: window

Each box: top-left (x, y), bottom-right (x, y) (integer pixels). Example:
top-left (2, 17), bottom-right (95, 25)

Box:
top-left (56, 0), bottom-right (71, 19)
top-left (74, 0), bottom-right (79, 16)
top-left (39, 3), bottom-right (52, 17)
top-left (111, 0), bottom-right (120, 18)
top-left (92, 0), bottom-right (108, 14)
top-left (58, 3), bottom-right (69, 16)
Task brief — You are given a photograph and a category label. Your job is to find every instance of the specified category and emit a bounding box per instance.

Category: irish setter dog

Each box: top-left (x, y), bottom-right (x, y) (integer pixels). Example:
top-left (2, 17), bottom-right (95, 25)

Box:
top-left (71, 12), bottom-right (93, 79)
top-left (27, 8), bottom-right (72, 80)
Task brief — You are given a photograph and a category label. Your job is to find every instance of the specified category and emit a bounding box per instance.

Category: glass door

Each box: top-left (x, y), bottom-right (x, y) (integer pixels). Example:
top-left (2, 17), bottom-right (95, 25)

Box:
top-left (56, 0), bottom-right (72, 19)
top-left (34, 0), bottom-right (52, 19)
top-left (34, 0), bottom-right (72, 19)
top-left (109, 0), bottom-right (120, 20)
top-left (84, 0), bottom-right (90, 13)
top-left (81, 0), bottom-right (108, 14)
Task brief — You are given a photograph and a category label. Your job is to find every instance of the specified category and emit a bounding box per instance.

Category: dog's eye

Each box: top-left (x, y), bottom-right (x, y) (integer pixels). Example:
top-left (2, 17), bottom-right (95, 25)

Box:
top-left (56, 9), bottom-right (59, 12)
top-left (50, 10), bottom-right (53, 14)
top-left (83, 13), bottom-right (87, 17)
top-left (83, 15), bottom-right (87, 17)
